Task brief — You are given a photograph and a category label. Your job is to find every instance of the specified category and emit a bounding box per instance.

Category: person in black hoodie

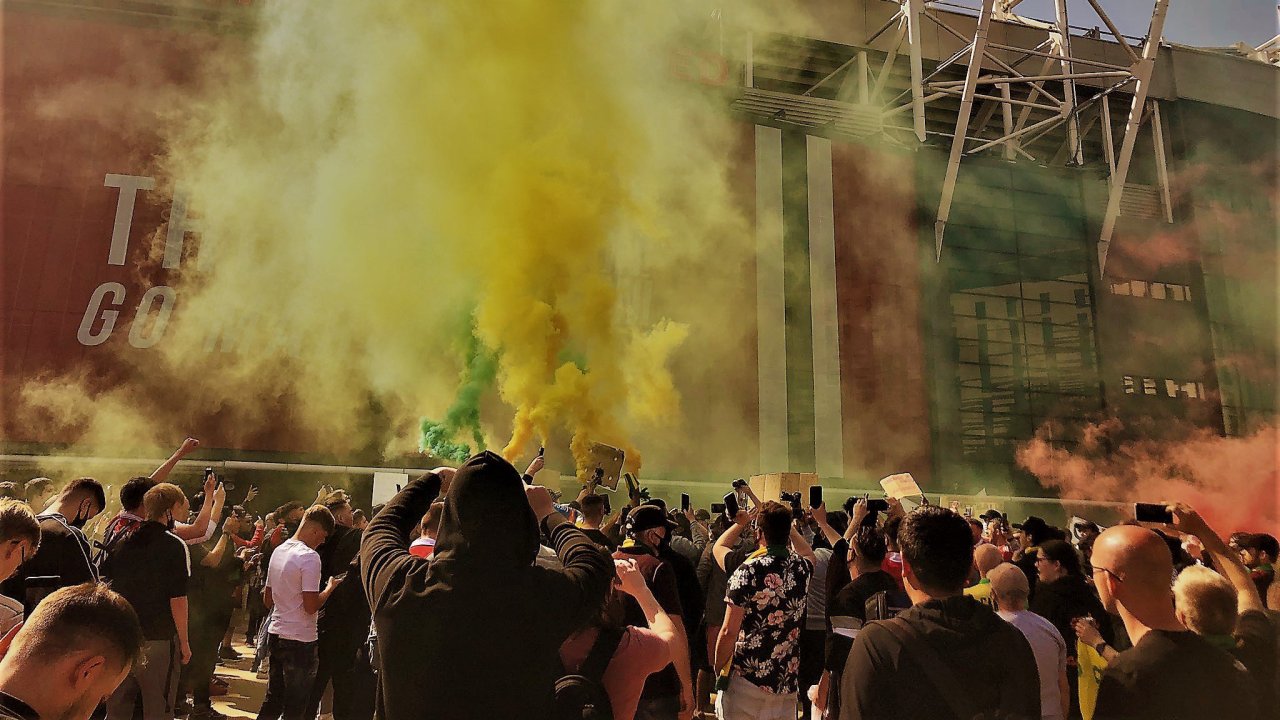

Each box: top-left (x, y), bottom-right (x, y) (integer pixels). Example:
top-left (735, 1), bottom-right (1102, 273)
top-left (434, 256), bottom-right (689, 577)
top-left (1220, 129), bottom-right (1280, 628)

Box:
top-left (839, 505), bottom-right (1040, 720)
top-left (360, 451), bottom-right (612, 720)
top-left (1031, 539), bottom-right (1113, 719)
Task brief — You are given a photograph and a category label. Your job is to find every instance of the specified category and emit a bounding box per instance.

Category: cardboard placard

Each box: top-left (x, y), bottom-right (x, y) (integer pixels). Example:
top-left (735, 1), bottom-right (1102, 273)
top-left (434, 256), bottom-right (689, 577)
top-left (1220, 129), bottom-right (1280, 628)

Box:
top-left (879, 472), bottom-right (922, 500)
top-left (372, 471), bottom-right (409, 507)
top-left (586, 442), bottom-right (625, 491)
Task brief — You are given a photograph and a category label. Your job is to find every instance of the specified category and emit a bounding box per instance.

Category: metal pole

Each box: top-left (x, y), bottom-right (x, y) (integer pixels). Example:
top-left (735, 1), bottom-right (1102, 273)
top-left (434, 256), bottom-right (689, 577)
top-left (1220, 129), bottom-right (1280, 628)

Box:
top-left (1001, 81), bottom-right (1016, 160)
top-left (905, 0), bottom-right (928, 142)
top-left (0, 454), bottom-right (439, 477)
top-left (1055, 0), bottom-right (1082, 164)
top-left (1150, 100), bottom-right (1174, 223)
top-left (1100, 94), bottom-right (1116, 175)
top-left (935, 0), bottom-right (998, 261)
top-left (1098, 0), bottom-right (1169, 274)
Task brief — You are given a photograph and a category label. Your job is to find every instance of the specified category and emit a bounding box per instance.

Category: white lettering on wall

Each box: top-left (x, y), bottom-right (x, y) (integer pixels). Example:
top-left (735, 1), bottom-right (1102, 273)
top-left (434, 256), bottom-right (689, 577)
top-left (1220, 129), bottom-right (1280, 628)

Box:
top-left (103, 174), bottom-right (156, 265)
top-left (77, 282), bottom-right (127, 346)
top-left (127, 286), bottom-right (176, 349)
top-left (163, 189), bottom-right (200, 270)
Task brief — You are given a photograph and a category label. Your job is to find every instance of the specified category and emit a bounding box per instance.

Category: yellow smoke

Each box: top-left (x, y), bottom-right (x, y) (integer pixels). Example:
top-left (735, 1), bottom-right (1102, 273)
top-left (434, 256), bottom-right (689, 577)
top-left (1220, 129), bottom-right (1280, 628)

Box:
top-left (14, 0), bottom-right (761, 476)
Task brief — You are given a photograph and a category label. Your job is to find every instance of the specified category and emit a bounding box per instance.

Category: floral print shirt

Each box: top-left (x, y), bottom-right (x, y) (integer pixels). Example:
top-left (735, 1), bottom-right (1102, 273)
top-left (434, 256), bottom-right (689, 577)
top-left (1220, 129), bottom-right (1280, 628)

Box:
top-left (724, 551), bottom-right (813, 694)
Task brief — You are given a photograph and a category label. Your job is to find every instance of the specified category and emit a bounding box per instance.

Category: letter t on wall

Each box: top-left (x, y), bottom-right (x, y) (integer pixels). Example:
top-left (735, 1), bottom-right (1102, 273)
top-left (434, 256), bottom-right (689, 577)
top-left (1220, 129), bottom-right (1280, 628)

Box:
top-left (104, 174), bottom-right (156, 266)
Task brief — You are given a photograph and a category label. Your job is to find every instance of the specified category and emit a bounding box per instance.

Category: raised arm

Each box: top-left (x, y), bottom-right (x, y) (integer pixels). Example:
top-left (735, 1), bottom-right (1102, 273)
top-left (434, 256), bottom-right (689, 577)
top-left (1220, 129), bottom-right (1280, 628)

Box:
top-left (174, 480), bottom-right (225, 542)
top-left (360, 469), bottom-right (447, 609)
top-left (150, 438), bottom-right (200, 483)
top-left (811, 502), bottom-right (842, 546)
top-left (527, 485), bottom-right (613, 632)
top-left (1170, 503), bottom-right (1264, 613)
top-left (789, 522), bottom-right (818, 566)
top-left (714, 510), bottom-right (750, 572)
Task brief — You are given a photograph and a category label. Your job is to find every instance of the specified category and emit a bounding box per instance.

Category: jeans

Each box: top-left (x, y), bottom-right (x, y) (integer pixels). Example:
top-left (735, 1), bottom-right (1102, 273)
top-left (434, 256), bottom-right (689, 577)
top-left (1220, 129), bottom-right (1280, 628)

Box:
top-left (256, 635), bottom-right (319, 720)
top-left (303, 634), bottom-right (376, 720)
top-left (715, 675), bottom-right (798, 720)
top-left (252, 608), bottom-right (274, 671)
top-left (106, 638), bottom-right (180, 720)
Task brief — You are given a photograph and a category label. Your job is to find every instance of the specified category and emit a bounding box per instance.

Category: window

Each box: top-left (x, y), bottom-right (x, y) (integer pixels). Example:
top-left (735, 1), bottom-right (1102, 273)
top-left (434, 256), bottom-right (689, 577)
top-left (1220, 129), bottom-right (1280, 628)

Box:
top-left (1108, 278), bottom-right (1192, 303)
top-left (1125, 376), bottom-right (1207, 400)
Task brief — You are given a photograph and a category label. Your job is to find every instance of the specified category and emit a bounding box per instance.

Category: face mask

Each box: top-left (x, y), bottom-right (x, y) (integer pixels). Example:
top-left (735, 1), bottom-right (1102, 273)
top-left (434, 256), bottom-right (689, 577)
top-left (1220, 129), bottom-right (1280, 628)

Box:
top-left (69, 501), bottom-right (91, 529)
top-left (166, 511), bottom-right (177, 532)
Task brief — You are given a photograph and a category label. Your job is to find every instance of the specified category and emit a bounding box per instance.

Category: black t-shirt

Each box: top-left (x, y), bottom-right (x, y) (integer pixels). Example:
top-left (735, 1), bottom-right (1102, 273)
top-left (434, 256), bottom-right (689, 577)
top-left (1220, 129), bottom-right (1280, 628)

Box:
top-left (0, 514), bottom-right (96, 616)
top-left (614, 546), bottom-right (684, 700)
top-left (580, 528), bottom-right (617, 551)
top-left (0, 692), bottom-right (38, 720)
top-left (826, 570), bottom-right (900, 676)
top-left (1232, 610), bottom-right (1278, 718)
top-left (1096, 629), bottom-right (1257, 720)
top-left (189, 536), bottom-right (243, 617)
top-left (101, 521), bottom-right (190, 640)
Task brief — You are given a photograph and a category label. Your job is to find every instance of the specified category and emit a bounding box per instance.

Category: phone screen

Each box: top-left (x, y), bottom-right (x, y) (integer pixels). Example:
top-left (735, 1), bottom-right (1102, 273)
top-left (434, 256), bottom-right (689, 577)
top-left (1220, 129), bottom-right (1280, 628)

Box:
top-left (1134, 503), bottom-right (1173, 524)
top-left (809, 485), bottom-right (823, 509)
top-left (724, 491), bottom-right (739, 517)
top-left (681, 493), bottom-right (691, 512)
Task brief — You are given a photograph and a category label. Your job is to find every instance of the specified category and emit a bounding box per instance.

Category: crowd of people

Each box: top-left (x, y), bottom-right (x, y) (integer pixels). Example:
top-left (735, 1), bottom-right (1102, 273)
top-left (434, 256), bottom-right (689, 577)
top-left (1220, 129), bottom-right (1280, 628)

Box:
top-left (0, 438), bottom-right (1274, 720)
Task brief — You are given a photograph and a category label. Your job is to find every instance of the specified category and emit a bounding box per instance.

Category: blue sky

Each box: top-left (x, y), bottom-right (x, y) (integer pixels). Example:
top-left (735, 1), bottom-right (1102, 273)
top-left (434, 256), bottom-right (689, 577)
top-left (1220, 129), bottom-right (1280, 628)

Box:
top-left (1011, 0), bottom-right (1278, 48)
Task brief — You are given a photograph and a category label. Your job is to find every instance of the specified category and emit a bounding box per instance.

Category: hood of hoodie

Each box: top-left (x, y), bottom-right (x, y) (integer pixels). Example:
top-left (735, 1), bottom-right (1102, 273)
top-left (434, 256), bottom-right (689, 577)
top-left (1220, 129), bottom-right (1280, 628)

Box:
top-left (897, 595), bottom-right (1010, 651)
top-left (430, 451), bottom-right (539, 572)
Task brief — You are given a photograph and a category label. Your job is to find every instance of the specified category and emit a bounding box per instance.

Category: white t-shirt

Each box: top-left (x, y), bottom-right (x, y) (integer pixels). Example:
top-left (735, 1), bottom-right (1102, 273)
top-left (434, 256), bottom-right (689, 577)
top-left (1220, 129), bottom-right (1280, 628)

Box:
top-left (266, 538), bottom-right (322, 642)
top-left (999, 609), bottom-right (1067, 720)
top-left (0, 594), bottom-right (22, 636)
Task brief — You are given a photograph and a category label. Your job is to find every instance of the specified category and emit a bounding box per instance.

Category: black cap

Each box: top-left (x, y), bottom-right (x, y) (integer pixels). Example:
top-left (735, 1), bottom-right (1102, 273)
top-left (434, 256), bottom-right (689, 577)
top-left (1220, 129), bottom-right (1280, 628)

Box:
top-left (628, 505), bottom-right (677, 535)
top-left (979, 509), bottom-right (1002, 521)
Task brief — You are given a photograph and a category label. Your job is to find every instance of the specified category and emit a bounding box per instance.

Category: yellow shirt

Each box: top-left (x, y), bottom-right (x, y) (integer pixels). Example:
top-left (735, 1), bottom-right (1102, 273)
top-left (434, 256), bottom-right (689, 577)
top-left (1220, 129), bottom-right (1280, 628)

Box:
top-left (965, 578), bottom-right (997, 610)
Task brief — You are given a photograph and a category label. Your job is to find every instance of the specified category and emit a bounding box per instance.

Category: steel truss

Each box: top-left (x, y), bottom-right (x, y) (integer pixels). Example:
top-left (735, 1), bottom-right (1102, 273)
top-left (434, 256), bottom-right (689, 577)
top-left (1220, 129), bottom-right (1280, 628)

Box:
top-left (734, 0), bottom-right (1176, 275)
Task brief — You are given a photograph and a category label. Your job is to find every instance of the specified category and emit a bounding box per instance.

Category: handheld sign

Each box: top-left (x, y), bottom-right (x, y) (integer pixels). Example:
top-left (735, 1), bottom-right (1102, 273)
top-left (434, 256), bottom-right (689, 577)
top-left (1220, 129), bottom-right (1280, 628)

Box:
top-left (879, 473), bottom-right (922, 500)
top-left (587, 442), bottom-right (625, 491)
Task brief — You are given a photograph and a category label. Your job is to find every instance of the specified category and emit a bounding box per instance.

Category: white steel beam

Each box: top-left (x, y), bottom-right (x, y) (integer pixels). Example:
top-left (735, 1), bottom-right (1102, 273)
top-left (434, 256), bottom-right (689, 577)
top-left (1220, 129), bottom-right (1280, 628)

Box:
top-left (1100, 94), bottom-right (1116, 175)
top-left (1000, 82), bottom-right (1016, 159)
top-left (905, 0), bottom-right (928, 141)
top-left (1086, 0), bottom-right (1142, 65)
top-left (1150, 100), bottom-right (1174, 223)
top-left (934, 0), bottom-right (998, 260)
top-left (1054, 0), bottom-right (1083, 165)
top-left (1098, 0), bottom-right (1169, 274)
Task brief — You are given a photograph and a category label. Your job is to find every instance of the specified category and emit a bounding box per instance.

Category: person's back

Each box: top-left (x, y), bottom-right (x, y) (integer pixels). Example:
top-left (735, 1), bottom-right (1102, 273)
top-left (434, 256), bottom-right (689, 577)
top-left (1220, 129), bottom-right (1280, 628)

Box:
top-left (0, 479), bottom-right (104, 616)
top-left (361, 453), bottom-right (612, 720)
top-left (1096, 628), bottom-right (1252, 719)
top-left (990, 564), bottom-right (1068, 720)
top-left (840, 506), bottom-right (1040, 720)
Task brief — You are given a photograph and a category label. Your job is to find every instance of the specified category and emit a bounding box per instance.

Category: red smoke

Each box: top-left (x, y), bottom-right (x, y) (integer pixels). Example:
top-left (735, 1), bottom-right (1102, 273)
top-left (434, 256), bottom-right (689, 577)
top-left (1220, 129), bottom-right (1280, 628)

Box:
top-left (1017, 420), bottom-right (1279, 534)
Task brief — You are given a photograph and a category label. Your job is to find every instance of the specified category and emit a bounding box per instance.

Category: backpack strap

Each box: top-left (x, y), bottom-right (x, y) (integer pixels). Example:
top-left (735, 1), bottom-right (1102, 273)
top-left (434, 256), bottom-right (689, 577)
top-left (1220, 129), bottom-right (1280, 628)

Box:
top-left (579, 627), bottom-right (626, 683)
top-left (879, 618), bottom-right (982, 720)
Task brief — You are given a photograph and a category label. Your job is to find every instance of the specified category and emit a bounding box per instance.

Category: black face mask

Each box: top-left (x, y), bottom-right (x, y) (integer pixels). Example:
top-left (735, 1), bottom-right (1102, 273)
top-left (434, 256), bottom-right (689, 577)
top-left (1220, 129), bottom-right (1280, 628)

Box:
top-left (68, 501), bottom-right (91, 529)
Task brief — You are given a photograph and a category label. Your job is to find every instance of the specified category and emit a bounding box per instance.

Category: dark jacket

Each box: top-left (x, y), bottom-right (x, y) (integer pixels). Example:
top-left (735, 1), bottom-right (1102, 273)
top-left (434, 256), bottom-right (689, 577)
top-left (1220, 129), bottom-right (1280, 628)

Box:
top-left (839, 595), bottom-right (1041, 720)
top-left (360, 452), bottom-right (613, 720)
top-left (1030, 574), bottom-right (1114, 655)
top-left (0, 513), bottom-right (97, 617)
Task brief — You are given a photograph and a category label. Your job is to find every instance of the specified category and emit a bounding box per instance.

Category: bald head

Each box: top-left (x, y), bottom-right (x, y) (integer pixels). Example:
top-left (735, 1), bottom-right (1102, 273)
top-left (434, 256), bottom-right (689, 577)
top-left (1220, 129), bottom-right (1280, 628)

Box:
top-left (974, 543), bottom-right (1004, 577)
top-left (1092, 525), bottom-right (1177, 621)
top-left (988, 563), bottom-right (1030, 610)
top-left (1093, 525), bottom-right (1174, 585)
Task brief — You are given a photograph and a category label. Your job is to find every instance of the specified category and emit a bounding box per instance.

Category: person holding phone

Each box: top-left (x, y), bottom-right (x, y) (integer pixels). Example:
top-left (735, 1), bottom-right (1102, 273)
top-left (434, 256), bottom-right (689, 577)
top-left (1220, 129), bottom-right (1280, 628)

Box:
top-left (559, 559), bottom-right (678, 720)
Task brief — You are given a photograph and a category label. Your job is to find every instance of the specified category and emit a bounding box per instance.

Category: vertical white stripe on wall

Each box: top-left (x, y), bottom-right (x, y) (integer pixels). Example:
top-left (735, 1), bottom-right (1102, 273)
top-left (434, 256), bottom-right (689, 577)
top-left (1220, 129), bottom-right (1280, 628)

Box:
top-left (756, 125), bottom-right (789, 473)
top-left (806, 135), bottom-right (845, 479)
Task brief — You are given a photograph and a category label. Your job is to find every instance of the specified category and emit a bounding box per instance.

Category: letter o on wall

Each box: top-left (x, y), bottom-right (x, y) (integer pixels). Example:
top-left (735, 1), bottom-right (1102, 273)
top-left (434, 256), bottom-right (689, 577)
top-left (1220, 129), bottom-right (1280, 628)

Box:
top-left (77, 282), bottom-right (127, 346)
top-left (128, 286), bottom-right (176, 349)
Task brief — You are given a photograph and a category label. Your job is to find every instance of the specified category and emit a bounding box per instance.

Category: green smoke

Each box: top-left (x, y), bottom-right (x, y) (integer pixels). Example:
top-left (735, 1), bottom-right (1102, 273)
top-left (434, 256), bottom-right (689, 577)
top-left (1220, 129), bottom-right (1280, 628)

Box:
top-left (419, 319), bottom-right (499, 462)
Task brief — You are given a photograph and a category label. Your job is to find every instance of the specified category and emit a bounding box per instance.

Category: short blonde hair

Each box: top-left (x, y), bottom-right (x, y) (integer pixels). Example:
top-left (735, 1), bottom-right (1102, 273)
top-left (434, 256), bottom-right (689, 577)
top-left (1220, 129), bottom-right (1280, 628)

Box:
top-left (1173, 565), bottom-right (1237, 636)
top-left (0, 499), bottom-right (40, 548)
top-left (142, 483), bottom-right (187, 522)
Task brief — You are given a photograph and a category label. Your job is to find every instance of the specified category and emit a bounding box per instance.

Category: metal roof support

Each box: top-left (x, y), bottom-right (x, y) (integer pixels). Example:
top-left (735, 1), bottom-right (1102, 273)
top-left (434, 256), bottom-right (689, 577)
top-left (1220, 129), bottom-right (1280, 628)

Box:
top-left (1086, 0), bottom-right (1142, 65)
top-left (934, 0), bottom-right (998, 261)
top-left (1054, 0), bottom-right (1083, 165)
top-left (1097, 0), bottom-right (1170, 274)
top-left (1100, 94), bottom-right (1116, 175)
top-left (905, 0), bottom-right (928, 141)
top-left (1000, 82), bottom-right (1016, 159)
top-left (1150, 99), bottom-right (1174, 223)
